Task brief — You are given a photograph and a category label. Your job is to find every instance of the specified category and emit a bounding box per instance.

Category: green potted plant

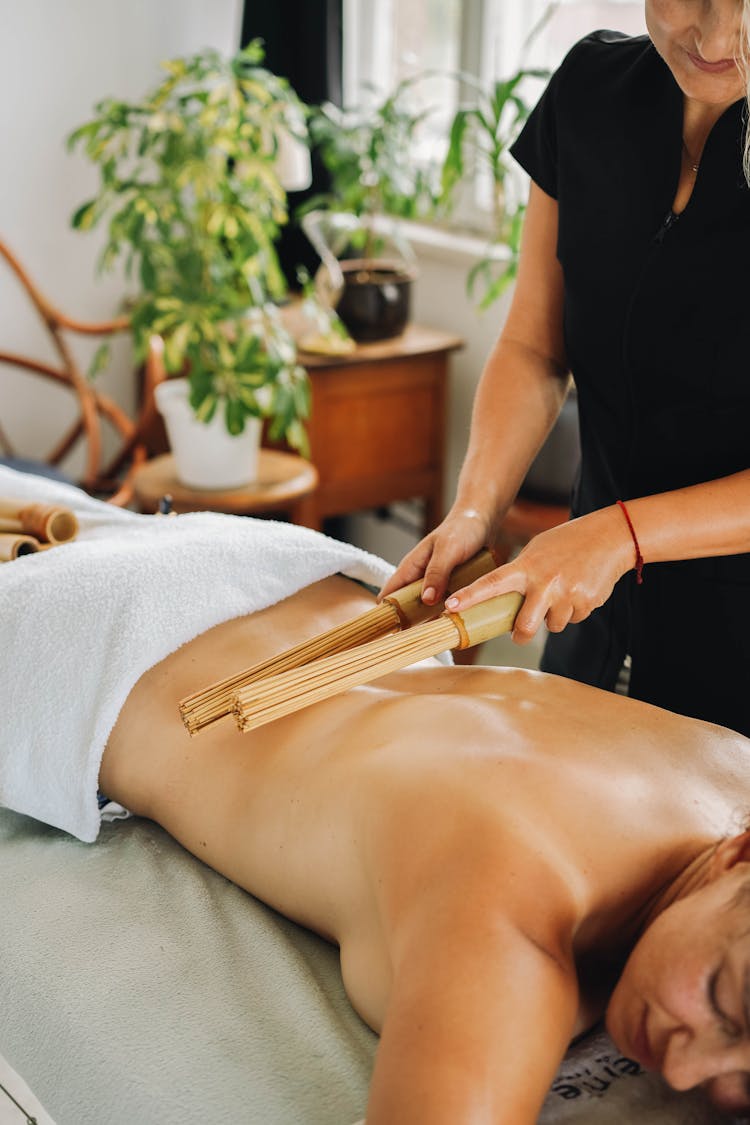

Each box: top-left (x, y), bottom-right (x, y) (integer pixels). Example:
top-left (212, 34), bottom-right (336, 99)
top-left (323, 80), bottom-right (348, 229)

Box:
top-left (439, 65), bottom-right (548, 309)
top-left (68, 40), bottom-right (311, 489)
top-left (301, 78), bottom-right (439, 342)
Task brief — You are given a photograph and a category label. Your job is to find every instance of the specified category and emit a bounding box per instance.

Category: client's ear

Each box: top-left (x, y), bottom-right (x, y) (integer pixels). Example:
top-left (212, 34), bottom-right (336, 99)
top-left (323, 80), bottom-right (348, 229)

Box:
top-left (709, 830), bottom-right (750, 878)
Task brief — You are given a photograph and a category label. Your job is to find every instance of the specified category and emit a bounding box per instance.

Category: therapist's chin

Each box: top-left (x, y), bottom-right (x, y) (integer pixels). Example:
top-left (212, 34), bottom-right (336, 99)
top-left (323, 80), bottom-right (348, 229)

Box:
top-left (671, 47), bottom-right (744, 105)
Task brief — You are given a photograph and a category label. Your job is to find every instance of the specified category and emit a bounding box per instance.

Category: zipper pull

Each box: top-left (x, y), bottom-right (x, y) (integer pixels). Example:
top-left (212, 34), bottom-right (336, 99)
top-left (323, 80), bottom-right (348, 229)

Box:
top-left (654, 210), bottom-right (678, 243)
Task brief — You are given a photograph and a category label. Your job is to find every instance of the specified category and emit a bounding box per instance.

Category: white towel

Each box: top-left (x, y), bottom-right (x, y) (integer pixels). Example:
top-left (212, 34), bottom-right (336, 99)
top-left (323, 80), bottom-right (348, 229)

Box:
top-left (0, 465), bottom-right (393, 843)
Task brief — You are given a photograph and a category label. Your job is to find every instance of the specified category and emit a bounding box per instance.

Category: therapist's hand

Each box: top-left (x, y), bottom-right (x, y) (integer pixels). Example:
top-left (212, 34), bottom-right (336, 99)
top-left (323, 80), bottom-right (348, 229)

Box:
top-left (443, 506), bottom-right (634, 644)
top-left (379, 508), bottom-right (492, 605)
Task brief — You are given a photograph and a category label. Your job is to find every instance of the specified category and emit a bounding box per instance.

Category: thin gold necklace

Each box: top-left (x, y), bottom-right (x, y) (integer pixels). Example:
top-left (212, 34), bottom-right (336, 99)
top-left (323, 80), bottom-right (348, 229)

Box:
top-left (682, 138), bottom-right (700, 175)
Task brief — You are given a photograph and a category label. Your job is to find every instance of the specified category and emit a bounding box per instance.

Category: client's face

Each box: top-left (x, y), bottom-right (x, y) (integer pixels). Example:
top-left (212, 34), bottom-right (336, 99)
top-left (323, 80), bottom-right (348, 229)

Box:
top-left (606, 865), bottom-right (750, 1114)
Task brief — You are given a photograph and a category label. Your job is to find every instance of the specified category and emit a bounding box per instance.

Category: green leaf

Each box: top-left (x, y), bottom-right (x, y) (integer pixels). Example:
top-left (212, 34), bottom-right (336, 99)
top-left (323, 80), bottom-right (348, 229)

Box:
top-left (193, 391), bottom-right (218, 424)
top-left (225, 398), bottom-right (245, 435)
top-left (478, 266), bottom-right (514, 310)
top-left (285, 418), bottom-right (309, 456)
top-left (237, 39), bottom-right (266, 67)
top-left (139, 254), bottom-right (157, 290)
top-left (67, 41), bottom-right (311, 443)
top-left (292, 375), bottom-right (311, 419)
top-left (164, 320), bottom-right (192, 371)
top-left (87, 342), bottom-right (111, 381)
top-left (66, 121), bottom-right (99, 151)
top-left (236, 385), bottom-right (261, 411)
top-left (440, 109), bottom-right (469, 200)
top-left (71, 200), bottom-right (99, 231)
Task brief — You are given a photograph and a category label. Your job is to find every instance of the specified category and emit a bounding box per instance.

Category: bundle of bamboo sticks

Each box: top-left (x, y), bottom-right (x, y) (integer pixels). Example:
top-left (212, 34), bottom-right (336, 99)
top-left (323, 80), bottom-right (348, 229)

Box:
top-left (181, 548), bottom-right (524, 737)
top-left (0, 498), bottom-right (79, 560)
top-left (233, 589), bottom-right (523, 732)
top-left (180, 549), bottom-right (498, 735)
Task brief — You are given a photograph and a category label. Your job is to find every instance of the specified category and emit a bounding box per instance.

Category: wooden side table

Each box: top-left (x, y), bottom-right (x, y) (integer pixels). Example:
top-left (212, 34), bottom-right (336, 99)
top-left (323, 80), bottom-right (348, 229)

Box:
top-left (132, 449), bottom-right (319, 525)
top-left (293, 323), bottom-right (463, 533)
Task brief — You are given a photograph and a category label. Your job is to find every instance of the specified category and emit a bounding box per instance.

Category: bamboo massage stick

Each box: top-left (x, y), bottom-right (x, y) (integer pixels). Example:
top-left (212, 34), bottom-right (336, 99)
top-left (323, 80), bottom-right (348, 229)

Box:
top-left (232, 590), bottom-right (524, 733)
top-left (0, 499), bottom-right (78, 544)
top-left (0, 532), bottom-right (40, 561)
top-left (180, 548), bottom-right (498, 735)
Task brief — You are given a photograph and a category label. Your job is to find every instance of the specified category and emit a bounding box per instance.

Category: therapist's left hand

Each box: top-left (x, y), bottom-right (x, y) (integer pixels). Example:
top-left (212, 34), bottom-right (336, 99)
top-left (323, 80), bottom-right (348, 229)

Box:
top-left (444, 506), bottom-right (635, 644)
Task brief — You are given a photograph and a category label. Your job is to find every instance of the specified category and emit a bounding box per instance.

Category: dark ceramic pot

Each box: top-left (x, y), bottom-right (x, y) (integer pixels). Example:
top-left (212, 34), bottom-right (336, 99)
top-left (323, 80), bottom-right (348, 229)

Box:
top-left (335, 259), bottom-right (415, 342)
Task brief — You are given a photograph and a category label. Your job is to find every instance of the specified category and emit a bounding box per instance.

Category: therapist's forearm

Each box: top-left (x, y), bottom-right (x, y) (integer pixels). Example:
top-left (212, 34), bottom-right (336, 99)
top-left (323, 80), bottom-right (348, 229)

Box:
top-left (453, 334), bottom-right (570, 522)
top-left (622, 472), bottom-right (750, 565)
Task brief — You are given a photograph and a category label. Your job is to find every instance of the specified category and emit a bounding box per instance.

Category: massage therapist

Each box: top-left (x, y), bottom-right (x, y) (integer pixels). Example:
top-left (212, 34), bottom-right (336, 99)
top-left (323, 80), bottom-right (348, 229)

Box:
top-left (383, 0), bottom-right (750, 737)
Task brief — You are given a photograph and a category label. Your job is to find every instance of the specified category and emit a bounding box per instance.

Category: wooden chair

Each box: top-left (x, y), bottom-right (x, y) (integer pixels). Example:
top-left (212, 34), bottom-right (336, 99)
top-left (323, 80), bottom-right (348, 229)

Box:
top-left (0, 238), bottom-right (165, 506)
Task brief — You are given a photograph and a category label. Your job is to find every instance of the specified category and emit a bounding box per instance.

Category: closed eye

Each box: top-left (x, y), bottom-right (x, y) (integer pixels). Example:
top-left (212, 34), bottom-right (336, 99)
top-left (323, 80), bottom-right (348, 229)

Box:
top-left (709, 965), bottom-right (743, 1040)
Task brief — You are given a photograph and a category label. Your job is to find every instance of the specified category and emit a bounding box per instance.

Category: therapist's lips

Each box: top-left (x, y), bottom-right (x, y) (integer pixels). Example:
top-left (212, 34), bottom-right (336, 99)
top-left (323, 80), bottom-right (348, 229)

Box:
top-left (687, 50), bottom-right (737, 75)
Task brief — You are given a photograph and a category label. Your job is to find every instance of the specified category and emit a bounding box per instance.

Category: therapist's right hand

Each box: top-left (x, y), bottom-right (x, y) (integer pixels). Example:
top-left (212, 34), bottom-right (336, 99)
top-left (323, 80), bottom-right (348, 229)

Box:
top-left (378, 507), bottom-right (492, 605)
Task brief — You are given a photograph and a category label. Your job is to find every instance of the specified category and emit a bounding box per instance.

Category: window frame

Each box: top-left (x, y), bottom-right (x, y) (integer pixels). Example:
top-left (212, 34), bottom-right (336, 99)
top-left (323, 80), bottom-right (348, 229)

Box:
top-left (341, 0), bottom-right (647, 238)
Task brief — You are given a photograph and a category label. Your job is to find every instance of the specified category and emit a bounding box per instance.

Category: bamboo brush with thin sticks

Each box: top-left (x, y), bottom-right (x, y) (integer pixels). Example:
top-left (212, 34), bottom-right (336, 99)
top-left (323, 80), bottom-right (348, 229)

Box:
top-left (179, 548), bottom-right (497, 735)
top-left (233, 590), bottom-right (524, 733)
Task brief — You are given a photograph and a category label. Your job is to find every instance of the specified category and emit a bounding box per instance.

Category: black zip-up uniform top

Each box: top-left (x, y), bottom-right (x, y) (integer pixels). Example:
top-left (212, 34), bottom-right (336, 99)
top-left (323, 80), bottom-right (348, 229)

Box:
top-left (510, 30), bottom-right (750, 736)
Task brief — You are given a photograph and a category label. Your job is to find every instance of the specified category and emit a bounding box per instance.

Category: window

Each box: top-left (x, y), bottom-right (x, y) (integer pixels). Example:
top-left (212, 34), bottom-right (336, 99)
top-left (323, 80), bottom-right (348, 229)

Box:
top-left (342, 0), bottom-right (464, 142)
top-left (343, 0), bottom-right (648, 229)
top-left (487, 2), bottom-right (647, 76)
top-left (344, 1), bottom-right (647, 99)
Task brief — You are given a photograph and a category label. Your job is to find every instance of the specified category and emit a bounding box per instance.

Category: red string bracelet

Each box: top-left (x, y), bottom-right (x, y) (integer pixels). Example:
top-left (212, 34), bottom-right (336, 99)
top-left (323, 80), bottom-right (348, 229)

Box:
top-left (616, 500), bottom-right (644, 584)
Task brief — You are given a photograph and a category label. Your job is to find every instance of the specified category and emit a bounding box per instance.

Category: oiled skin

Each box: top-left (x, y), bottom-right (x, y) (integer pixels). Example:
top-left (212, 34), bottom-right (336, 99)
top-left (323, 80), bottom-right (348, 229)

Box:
top-left (100, 576), bottom-right (750, 1124)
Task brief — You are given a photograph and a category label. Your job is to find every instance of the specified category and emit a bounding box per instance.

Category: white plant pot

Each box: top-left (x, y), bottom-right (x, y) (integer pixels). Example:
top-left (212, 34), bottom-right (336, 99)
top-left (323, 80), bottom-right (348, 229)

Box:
top-left (155, 378), bottom-right (262, 490)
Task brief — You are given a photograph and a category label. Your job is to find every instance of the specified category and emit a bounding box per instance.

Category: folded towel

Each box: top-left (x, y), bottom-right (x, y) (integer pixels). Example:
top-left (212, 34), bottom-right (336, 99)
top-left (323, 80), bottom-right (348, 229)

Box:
top-left (0, 465), bottom-right (393, 843)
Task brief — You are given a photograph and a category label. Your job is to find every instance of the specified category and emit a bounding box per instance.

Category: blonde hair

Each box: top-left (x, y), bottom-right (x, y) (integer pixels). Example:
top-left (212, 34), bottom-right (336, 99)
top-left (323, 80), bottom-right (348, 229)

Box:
top-left (742, 0), bottom-right (750, 183)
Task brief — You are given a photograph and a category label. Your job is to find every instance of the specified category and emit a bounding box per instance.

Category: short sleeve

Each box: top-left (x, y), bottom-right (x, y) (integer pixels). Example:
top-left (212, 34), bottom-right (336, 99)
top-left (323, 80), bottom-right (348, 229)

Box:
top-left (510, 32), bottom-right (626, 201)
top-left (510, 69), bottom-right (561, 200)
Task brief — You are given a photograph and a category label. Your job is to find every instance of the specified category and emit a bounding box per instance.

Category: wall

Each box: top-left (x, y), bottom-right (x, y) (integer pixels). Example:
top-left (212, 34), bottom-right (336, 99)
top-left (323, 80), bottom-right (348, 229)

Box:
top-left (0, 0), bottom-right (242, 469)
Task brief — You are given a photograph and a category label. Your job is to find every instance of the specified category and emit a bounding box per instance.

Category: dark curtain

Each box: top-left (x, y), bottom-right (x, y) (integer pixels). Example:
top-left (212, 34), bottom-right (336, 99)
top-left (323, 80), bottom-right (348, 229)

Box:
top-left (241, 0), bottom-right (343, 282)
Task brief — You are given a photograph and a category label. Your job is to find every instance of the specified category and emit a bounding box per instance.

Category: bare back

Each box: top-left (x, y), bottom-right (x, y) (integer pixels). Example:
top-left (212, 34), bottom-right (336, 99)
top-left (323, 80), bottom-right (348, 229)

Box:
top-left (101, 576), bottom-right (750, 1038)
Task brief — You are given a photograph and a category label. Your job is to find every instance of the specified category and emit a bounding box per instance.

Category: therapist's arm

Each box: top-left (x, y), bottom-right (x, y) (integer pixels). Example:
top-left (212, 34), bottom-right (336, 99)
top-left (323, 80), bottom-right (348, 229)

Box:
top-left (381, 182), bottom-right (570, 604)
top-left (443, 472), bottom-right (750, 644)
top-left (453, 182), bottom-right (570, 532)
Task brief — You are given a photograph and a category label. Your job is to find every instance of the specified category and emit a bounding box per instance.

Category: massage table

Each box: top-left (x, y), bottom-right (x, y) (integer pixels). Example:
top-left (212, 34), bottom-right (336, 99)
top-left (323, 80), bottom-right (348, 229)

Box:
top-left (0, 465), bottom-right (737, 1123)
top-left (0, 806), bottom-right (735, 1125)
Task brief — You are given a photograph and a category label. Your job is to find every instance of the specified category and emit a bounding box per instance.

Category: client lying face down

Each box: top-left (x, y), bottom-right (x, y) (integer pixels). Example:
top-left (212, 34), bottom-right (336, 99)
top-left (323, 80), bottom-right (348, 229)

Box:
top-left (100, 574), bottom-right (750, 1124)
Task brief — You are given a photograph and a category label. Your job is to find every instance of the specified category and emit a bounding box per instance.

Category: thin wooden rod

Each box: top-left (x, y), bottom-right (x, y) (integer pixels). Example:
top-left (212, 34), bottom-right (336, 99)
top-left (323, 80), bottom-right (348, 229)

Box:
top-left (180, 600), bottom-right (401, 735)
top-left (232, 590), bottom-right (523, 734)
top-left (180, 549), bottom-right (499, 736)
top-left (233, 616), bottom-right (460, 732)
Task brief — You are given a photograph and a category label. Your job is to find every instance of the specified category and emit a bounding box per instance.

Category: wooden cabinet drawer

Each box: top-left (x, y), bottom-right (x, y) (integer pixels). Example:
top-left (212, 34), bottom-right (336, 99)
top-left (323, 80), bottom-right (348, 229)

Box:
top-left (308, 357), bottom-right (445, 484)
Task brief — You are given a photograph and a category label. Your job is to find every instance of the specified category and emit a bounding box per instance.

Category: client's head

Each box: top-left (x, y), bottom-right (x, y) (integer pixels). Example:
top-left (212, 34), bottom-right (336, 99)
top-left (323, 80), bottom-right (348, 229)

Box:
top-left (605, 830), bottom-right (750, 1116)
